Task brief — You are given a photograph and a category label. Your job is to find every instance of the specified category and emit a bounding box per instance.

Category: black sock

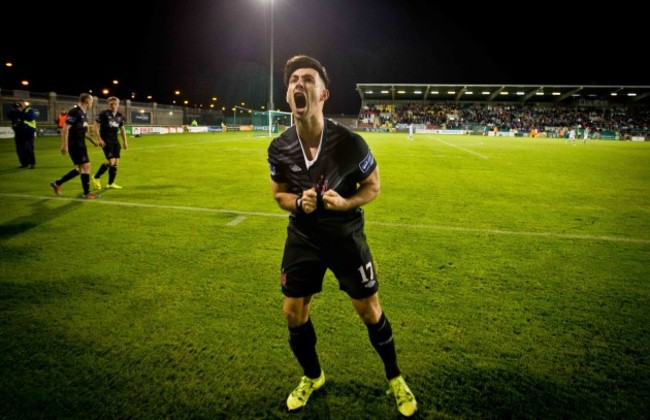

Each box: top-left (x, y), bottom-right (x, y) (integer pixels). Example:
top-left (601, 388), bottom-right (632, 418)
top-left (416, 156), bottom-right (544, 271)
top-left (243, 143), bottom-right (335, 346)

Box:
top-left (367, 312), bottom-right (400, 379)
top-left (108, 165), bottom-right (117, 184)
top-left (94, 163), bottom-right (109, 179)
top-left (289, 318), bottom-right (321, 378)
top-left (81, 173), bottom-right (90, 194)
top-left (60, 169), bottom-right (79, 184)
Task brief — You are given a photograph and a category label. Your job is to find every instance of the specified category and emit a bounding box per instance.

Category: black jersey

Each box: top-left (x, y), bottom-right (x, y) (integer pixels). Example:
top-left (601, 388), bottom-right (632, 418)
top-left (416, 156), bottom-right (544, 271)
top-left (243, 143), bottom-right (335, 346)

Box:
top-left (65, 105), bottom-right (90, 147)
top-left (95, 110), bottom-right (124, 143)
top-left (268, 119), bottom-right (377, 238)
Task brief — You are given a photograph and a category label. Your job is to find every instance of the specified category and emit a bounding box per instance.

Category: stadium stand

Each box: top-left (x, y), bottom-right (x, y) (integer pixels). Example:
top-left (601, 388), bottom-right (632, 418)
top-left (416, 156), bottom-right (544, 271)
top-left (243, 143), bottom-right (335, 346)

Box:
top-left (355, 84), bottom-right (650, 139)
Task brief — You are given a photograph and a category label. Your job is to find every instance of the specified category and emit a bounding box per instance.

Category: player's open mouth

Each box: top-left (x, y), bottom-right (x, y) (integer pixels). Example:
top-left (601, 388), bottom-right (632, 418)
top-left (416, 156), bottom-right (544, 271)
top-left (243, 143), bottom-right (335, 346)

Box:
top-left (294, 92), bottom-right (307, 109)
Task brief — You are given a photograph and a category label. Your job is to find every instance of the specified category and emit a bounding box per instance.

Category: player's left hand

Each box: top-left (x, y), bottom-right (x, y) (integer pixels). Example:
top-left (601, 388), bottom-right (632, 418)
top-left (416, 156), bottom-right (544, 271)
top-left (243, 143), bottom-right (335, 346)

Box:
top-left (322, 189), bottom-right (347, 211)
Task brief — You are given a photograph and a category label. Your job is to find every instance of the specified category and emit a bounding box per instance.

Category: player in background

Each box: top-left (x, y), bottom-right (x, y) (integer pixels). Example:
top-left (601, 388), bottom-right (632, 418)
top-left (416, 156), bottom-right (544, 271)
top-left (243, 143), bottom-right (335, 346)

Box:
top-left (92, 96), bottom-right (128, 190)
top-left (50, 93), bottom-right (100, 199)
top-left (267, 55), bottom-right (417, 417)
top-left (567, 127), bottom-right (576, 145)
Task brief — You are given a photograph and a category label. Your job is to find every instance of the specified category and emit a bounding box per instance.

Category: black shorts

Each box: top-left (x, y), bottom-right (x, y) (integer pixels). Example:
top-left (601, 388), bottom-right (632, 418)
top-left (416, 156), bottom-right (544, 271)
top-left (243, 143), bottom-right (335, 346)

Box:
top-left (280, 225), bottom-right (379, 299)
top-left (102, 142), bottom-right (121, 160)
top-left (69, 143), bottom-right (90, 166)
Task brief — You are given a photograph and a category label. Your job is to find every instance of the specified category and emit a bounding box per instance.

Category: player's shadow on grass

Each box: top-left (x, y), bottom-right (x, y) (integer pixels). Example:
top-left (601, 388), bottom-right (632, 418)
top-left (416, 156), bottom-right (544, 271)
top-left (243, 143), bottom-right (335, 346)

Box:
top-left (0, 198), bottom-right (82, 242)
top-left (0, 164), bottom-right (66, 173)
top-left (0, 166), bottom-right (37, 174)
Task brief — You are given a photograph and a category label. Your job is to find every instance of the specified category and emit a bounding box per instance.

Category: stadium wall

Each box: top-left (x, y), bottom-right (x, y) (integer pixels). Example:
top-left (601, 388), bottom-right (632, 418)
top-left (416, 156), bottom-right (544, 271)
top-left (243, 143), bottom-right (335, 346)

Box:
top-left (0, 89), bottom-right (225, 135)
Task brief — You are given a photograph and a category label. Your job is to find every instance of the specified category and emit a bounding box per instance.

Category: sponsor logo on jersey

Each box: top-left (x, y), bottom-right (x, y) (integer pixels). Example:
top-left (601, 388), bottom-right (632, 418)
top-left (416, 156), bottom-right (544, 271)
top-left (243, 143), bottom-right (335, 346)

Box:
top-left (359, 150), bottom-right (374, 174)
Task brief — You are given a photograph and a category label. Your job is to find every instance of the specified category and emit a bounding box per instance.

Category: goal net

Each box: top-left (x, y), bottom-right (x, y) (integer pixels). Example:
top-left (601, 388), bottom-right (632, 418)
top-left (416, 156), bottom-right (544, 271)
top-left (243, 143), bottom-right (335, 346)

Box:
top-left (253, 110), bottom-right (293, 137)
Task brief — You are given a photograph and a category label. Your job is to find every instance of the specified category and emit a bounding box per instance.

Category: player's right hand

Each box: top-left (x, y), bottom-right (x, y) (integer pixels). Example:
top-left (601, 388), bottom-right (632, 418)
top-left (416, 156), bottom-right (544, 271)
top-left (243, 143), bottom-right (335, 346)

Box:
top-left (300, 188), bottom-right (318, 214)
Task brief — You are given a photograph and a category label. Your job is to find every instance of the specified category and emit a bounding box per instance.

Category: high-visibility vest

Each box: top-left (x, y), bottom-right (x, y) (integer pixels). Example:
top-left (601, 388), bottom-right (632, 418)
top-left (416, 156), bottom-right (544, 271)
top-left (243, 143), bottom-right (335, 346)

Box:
top-left (23, 106), bottom-right (36, 129)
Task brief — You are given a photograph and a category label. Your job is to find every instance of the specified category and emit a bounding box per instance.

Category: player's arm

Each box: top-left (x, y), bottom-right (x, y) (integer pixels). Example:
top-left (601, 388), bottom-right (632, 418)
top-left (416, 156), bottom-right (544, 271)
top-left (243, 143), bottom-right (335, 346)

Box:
top-left (322, 166), bottom-right (380, 211)
top-left (93, 120), bottom-right (105, 147)
top-left (120, 126), bottom-right (128, 150)
top-left (271, 179), bottom-right (317, 214)
top-left (85, 135), bottom-right (98, 147)
top-left (60, 124), bottom-right (69, 155)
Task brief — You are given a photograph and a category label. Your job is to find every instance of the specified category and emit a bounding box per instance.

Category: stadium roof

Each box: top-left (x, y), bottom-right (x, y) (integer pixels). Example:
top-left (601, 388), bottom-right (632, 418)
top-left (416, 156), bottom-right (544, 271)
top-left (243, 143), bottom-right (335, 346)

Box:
top-left (355, 84), bottom-right (650, 105)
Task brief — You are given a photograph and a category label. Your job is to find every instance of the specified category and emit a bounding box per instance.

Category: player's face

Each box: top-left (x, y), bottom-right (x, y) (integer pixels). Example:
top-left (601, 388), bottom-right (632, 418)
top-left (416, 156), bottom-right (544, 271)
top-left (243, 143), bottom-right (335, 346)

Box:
top-left (108, 101), bottom-right (119, 111)
top-left (286, 68), bottom-right (329, 120)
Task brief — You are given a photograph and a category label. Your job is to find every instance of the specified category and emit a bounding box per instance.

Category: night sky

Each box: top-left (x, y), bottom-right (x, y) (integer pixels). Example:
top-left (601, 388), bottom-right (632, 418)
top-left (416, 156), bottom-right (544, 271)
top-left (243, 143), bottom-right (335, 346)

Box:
top-left (1, 0), bottom-right (646, 115)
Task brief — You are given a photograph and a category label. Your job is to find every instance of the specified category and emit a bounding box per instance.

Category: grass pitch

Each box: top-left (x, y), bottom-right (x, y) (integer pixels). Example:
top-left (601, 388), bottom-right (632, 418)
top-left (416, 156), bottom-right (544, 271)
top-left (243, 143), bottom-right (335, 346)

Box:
top-left (1, 131), bottom-right (648, 419)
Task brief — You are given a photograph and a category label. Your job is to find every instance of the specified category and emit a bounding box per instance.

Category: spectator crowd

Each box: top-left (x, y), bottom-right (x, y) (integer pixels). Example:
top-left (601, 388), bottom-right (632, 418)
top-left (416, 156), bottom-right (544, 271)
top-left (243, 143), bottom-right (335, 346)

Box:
top-left (358, 103), bottom-right (650, 139)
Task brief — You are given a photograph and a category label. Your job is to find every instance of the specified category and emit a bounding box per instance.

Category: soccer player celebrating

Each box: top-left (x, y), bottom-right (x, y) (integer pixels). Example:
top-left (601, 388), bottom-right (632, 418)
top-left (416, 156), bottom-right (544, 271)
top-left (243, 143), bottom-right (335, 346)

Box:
top-left (267, 55), bottom-right (417, 417)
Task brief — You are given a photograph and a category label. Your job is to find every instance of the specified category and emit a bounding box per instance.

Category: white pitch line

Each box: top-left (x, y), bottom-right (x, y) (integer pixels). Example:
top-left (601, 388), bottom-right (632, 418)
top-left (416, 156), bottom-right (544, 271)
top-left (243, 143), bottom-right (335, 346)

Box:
top-left (370, 221), bottom-right (650, 244)
top-left (227, 216), bottom-right (247, 226)
top-left (0, 193), bottom-right (287, 218)
top-left (1, 193), bottom-right (648, 244)
top-left (431, 136), bottom-right (490, 159)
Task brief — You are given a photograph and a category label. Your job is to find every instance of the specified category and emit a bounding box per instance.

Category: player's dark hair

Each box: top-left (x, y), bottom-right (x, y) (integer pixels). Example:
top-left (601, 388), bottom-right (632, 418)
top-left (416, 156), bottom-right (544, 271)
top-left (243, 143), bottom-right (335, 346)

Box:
top-left (284, 55), bottom-right (329, 88)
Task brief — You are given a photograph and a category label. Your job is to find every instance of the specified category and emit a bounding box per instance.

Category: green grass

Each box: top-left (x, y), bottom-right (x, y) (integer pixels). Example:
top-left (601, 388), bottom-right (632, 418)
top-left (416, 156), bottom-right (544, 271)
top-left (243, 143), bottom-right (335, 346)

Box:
top-left (1, 131), bottom-right (649, 419)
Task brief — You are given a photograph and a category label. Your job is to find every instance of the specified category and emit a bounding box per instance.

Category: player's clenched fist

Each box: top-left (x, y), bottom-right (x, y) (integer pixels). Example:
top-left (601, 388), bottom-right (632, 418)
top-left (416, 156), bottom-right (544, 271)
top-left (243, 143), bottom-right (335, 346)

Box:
top-left (322, 189), bottom-right (346, 211)
top-left (300, 188), bottom-right (318, 214)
